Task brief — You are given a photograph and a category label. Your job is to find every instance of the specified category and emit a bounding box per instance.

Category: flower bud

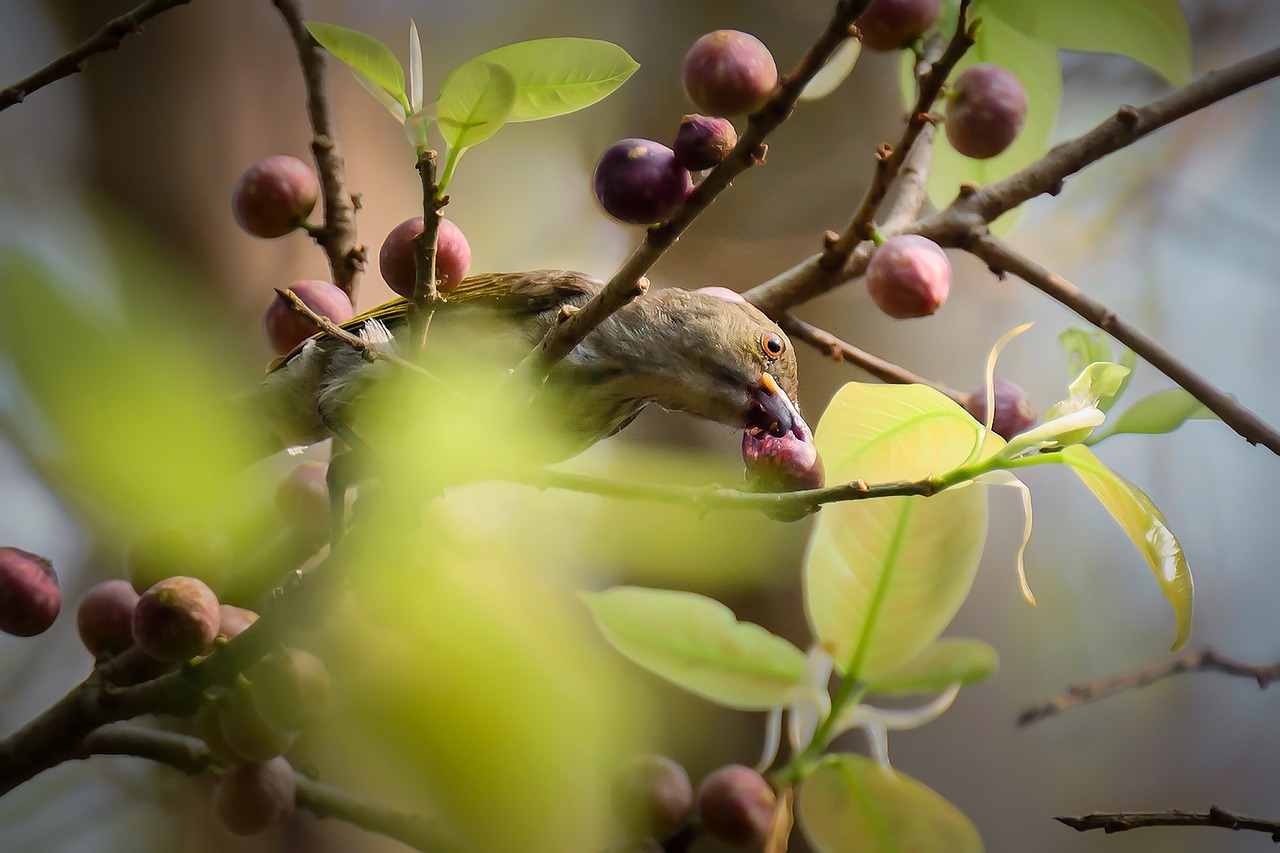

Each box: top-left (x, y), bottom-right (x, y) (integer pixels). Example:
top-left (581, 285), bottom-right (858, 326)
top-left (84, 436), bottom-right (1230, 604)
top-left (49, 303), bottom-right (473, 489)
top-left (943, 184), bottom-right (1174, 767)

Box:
top-left (674, 114), bottom-right (737, 171)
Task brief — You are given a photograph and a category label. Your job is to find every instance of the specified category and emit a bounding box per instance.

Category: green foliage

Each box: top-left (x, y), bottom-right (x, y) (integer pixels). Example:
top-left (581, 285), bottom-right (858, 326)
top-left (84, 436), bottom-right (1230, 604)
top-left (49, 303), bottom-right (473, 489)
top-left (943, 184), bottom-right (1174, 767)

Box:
top-left (864, 639), bottom-right (998, 696)
top-left (1089, 388), bottom-right (1216, 444)
top-left (1048, 361), bottom-right (1131, 420)
top-left (1059, 327), bottom-right (1114, 378)
top-left (304, 21), bottom-right (408, 111)
top-left (437, 60), bottom-right (517, 187)
top-left (582, 587), bottom-right (807, 710)
top-left (799, 40), bottom-right (861, 102)
top-left (799, 754), bottom-right (983, 852)
top-left (463, 38), bottom-right (639, 122)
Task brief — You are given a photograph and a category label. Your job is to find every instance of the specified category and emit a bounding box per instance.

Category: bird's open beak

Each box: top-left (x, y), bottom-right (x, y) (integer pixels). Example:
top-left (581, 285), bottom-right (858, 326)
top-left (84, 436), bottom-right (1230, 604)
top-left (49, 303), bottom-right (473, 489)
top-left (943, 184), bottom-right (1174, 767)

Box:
top-left (749, 372), bottom-right (810, 440)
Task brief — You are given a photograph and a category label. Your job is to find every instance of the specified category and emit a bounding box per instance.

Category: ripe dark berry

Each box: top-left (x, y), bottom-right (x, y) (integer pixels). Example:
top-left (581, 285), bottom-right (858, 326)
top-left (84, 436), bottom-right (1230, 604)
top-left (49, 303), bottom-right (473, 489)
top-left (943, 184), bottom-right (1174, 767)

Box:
top-left (611, 754), bottom-right (694, 839)
top-left (697, 764), bottom-right (776, 847)
top-left (857, 0), bottom-right (942, 51)
top-left (945, 63), bottom-right (1028, 159)
top-left (249, 648), bottom-right (331, 732)
top-left (218, 604), bottom-right (259, 639)
top-left (131, 576), bottom-right (220, 662)
top-left (683, 30), bottom-right (778, 117)
top-left (674, 114), bottom-right (738, 171)
top-left (214, 757), bottom-right (297, 835)
top-left (0, 547), bottom-right (60, 637)
top-left (275, 462), bottom-right (330, 538)
top-left (127, 523), bottom-right (232, 594)
top-left (378, 216), bottom-right (472, 299)
top-left (865, 235), bottom-right (951, 319)
top-left (77, 580), bottom-right (140, 658)
top-left (594, 139), bottom-right (693, 225)
top-left (219, 687), bottom-right (297, 762)
top-left (965, 378), bottom-right (1038, 440)
top-left (232, 155), bottom-right (319, 238)
top-left (262, 279), bottom-right (354, 356)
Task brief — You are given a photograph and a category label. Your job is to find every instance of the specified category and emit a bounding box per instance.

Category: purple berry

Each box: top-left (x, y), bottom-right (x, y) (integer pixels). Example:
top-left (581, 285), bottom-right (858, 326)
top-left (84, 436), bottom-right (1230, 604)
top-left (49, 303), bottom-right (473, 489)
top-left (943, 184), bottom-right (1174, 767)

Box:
top-left (219, 687), bottom-right (297, 762)
top-left (742, 419), bottom-right (825, 494)
top-left (965, 379), bottom-right (1038, 440)
top-left (127, 524), bottom-right (232, 594)
top-left (232, 155), bottom-right (319, 238)
top-left (218, 604), bottom-right (259, 639)
top-left (262, 279), bottom-right (354, 356)
top-left (378, 216), bottom-right (472, 299)
top-left (249, 648), bottom-right (331, 732)
top-left (0, 547), bottom-right (60, 637)
top-left (865, 235), bottom-right (951, 319)
top-left (697, 765), bottom-right (776, 847)
top-left (857, 0), bottom-right (942, 51)
top-left (275, 462), bottom-right (330, 538)
top-left (77, 580), bottom-right (140, 658)
top-left (131, 576), bottom-right (220, 662)
top-left (594, 139), bottom-right (693, 225)
top-left (214, 757), bottom-right (297, 835)
top-left (611, 755), bottom-right (694, 839)
top-left (682, 30), bottom-right (778, 117)
top-left (673, 114), bottom-right (738, 171)
top-left (946, 63), bottom-right (1028, 159)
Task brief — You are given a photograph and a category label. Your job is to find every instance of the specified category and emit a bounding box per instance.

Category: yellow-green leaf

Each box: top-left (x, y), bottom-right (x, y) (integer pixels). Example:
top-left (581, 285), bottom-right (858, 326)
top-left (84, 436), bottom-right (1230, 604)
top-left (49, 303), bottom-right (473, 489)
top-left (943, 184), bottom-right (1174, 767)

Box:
top-left (1057, 446), bottom-right (1193, 650)
top-left (305, 21), bottom-right (408, 111)
top-left (467, 38), bottom-right (639, 122)
top-left (1089, 389), bottom-right (1216, 443)
top-left (437, 59), bottom-right (517, 155)
top-left (804, 384), bottom-right (995, 681)
top-left (799, 754), bottom-right (983, 853)
top-left (583, 587), bottom-right (807, 710)
top-left (799, 39), bottom-right (861, 102)
top-left (864, 638), bottom-right (999, 696)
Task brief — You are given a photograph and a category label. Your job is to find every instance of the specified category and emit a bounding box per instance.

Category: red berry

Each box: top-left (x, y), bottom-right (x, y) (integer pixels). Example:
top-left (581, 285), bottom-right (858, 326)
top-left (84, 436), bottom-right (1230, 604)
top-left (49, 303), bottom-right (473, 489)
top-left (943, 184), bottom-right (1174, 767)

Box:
top-left (683, 31), bottom-right (778, 117)
top-left (742, 420), bottom-right (825, 494)
top-left (232, 155), bottom-right (319, 238)
top-left (378, 217), bottom-right (472, 299)
top-left (0, 547), bottom-right (60, 637)
top-left (594, 139), bottom-right (693, 225)
top-left (965, 378), bottom-right (1038, 440)
top-left (77, 580), bottom-right (140, 658)
top-left (131, 576), bottom-right (220, 662)
top-left (865, 235), bottom-right (951, 319)
top-left (697, 765), bottom-right (776, 847)
top-left (673, 114), bottom-right (738, 171)
top-left (611, 754), bottom-right (694, 838)
top-left (214, 757), bottom-right (297, 835)
top-left (857, 0), bottom-right (942, 51)
top-left (262, 279), bottom-right (354, 356)
top-left (275, 462), bottom-right (330, 538)
top-left (946, 63), bottom-right (1028, 159)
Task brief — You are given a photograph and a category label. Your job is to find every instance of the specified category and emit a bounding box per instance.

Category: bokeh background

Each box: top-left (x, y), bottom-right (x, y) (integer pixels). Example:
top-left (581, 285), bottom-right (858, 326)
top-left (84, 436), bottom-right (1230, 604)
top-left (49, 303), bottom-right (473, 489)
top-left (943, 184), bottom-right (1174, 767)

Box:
top-left (1, 0), bottom-right (1279, 851)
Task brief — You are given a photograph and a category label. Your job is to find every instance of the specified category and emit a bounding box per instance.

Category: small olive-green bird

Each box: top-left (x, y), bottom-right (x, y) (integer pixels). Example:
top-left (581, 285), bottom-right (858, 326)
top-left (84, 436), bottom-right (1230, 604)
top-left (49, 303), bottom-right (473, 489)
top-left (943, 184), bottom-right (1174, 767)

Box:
top-left (247, 270), bottom-right (811, 460)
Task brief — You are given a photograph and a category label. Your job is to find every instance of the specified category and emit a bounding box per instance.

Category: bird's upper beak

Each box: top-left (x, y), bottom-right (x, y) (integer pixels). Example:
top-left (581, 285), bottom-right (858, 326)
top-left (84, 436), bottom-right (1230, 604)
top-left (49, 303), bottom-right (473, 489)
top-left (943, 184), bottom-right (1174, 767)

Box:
top-left (749, 372), bottom-right (810, 440)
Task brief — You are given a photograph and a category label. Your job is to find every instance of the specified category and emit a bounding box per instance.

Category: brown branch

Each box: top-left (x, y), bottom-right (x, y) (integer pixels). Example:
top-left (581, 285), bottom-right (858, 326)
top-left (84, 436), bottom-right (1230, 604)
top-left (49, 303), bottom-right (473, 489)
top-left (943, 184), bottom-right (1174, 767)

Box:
top-left (881, 122), bottom-right (936, 233)
top-left (509, 0), bottom-right (878, 386)
top-left (0, 0), bottom-right (194, 112)
top-left (272, 0), bottom-right (363, 298)
top-left (780, 315), bottom-right (968, 404)
top-left (408, 149), bottom-right (444, 354)
top-left (1057, 806), bottom-right (1280, 841)
top-left (966, 234), bottom-right (1280, 455)
top-left (1018, 648), bottom-right (1280, 726)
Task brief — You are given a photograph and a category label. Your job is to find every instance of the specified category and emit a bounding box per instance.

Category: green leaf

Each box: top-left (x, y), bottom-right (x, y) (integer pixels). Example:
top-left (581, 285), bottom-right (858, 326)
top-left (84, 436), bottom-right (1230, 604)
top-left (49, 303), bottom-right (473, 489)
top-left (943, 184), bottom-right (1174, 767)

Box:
top-left (437, 59), bottom-right (517, 150)
top-left (1056, 446), bottom-right (1193, 650)
top-left (799, 754), bottom-right (983, 853)
top-left (305, 21), bottom-right (408, 111)
top-left (900, 10), bottom-right (1062, 233)
top-left (1067, 361), bottom-right (1131, 405)
top-left (1090, 389), bottom-right (1216, 444)
top-left (582, 587), bottom-right (807, 710)
top-left (805, 384), bottom-right (999, 681)
top-left (983, 0), bottom-right (1191, 86)
top-left (1059, 328), bottom-right (1113, 379)
top-left (864, 639), bottom-right (999, 696)
top-left (799, 39), bottom-right (861, 102)
top-left (465, 38), bottom-right (638, 122)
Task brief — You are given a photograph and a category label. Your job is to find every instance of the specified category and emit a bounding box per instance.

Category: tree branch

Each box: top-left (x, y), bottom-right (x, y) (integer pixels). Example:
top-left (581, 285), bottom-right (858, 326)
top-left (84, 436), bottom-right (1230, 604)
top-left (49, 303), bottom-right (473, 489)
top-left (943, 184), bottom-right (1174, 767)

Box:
top-left (966, 233), bottom-right (1280, 455)
top-left (1017, 648), bottom-right (1280, 726)
top-left (408, 150), bottom-right (444, 354)
top-left (271, 0), bottom-right (363, 298)
top-left (1057, 806), bottom-right (1280, 841)
top-left (0, 0), bottom-right (194, 113)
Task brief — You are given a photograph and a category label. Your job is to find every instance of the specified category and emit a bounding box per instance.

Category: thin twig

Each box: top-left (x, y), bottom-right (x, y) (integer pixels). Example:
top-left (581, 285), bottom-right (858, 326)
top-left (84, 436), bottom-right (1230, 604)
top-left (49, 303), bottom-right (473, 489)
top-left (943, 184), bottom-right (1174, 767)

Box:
top-left (0, 0), bottom-right (194, 112)
top-left (967, 234), bottom-right (1280, 455)
top-left (780, 315), bottom-right (968, 404)
top-left (272, 0), bottom-right (363, 297)
top-left (1018, 648), bottom-right (1280, 726)
top-left (409, 149), bottom-right (444, 354)
top-left (1057, 806), bottom-right (1280, 841)
top-left (509, 0), bottom-right (878, 386)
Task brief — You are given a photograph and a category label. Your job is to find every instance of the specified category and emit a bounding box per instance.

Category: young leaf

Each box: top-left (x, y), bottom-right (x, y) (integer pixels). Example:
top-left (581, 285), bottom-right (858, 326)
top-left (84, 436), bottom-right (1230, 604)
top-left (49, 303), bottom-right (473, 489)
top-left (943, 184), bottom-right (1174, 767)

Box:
top-left (799, 39), bottom-right (861, 102)
top-left (305, 21), bottom-right (408, 111)
top-left (863, 639), bottom-right (998, 696)
top-left (582, 587), bottom-right (807, 710)
top-left (1057, 446), bottom-right (1193, 650)
top-left (1059, 327), bottom-right (1113, 378)
top-left (804, 384), bottom-right (998, 681)
top-left (799, 754), bottom-right (983, 853)
top-left (437, 60), bottom-right (517, 150)
top-left (1064, 362), bottom-right (1131, 408)
top-left (983, 0), bottom-right (1192, 86)
top-left (1089, 388), bottom-right (1216, 444)
top-left (464, 38), bottom-right (639, 122)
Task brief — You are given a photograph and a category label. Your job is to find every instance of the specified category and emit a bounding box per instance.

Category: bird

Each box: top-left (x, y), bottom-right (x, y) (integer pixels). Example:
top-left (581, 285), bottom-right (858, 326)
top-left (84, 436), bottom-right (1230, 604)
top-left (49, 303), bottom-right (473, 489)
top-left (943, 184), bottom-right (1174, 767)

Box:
top-left (244, 270), bottom-right (812, 463)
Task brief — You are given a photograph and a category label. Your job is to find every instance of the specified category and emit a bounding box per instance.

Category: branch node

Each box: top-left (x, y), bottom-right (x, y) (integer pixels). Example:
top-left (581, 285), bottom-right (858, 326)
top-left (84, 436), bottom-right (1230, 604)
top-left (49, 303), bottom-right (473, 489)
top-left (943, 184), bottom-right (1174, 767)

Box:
top-left (1116, 104), bottom-right (1141, 127)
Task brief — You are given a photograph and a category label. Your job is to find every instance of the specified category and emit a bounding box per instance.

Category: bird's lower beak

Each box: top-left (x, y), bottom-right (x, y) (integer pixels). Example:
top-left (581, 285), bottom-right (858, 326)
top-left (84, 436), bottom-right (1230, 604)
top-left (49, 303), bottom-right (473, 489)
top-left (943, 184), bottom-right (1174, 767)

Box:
top-left (748, 372), bottom-right (810, 440)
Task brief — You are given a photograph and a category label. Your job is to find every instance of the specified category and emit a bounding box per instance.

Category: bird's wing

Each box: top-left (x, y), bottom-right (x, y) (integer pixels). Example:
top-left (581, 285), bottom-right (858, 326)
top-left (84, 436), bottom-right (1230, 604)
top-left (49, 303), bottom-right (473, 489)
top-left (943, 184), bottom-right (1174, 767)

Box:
top-left (265, 270), bottom-right (602, 374)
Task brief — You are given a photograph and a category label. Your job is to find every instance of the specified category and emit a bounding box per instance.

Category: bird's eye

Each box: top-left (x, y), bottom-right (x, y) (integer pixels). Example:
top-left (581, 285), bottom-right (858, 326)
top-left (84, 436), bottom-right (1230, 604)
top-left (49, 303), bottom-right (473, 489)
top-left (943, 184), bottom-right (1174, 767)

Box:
top-left (760, 331), bottom-right (786, 359)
